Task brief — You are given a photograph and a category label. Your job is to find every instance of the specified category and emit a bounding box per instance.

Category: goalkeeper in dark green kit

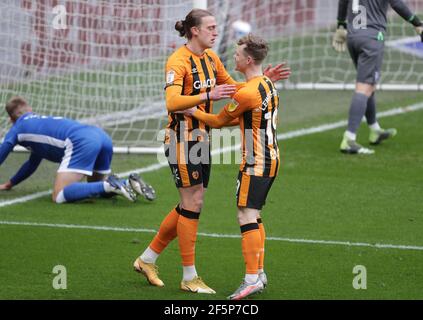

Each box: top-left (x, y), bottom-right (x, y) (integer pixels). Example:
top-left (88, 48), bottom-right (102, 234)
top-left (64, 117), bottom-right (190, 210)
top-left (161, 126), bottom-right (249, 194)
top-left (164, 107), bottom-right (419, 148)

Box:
top-left (333, 0), bottom-right (423, 154)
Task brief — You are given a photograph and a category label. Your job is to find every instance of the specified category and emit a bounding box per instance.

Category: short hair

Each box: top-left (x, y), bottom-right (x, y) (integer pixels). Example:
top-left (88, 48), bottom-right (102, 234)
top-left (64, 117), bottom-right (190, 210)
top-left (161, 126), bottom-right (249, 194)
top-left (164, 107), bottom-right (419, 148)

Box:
top-left (237, 34), bottom-right (269, 64)
top-left (5, 96), bottom-right (28, 118)
top-left (175, 9), bottom-right (214, 39)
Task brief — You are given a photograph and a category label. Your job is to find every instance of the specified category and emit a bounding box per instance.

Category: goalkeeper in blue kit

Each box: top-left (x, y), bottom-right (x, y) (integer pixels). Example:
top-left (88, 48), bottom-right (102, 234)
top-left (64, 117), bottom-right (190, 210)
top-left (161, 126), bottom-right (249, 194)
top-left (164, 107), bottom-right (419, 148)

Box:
top-left (333, 0), bottom-right (423, 154)
top-left (0, 96), bottom-right (155, 203)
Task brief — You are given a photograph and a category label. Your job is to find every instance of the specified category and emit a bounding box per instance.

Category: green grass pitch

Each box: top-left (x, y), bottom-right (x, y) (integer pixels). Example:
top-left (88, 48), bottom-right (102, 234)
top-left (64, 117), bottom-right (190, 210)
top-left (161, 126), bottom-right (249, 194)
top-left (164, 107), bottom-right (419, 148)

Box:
top-left (1, 90), bottom-right (423, 299)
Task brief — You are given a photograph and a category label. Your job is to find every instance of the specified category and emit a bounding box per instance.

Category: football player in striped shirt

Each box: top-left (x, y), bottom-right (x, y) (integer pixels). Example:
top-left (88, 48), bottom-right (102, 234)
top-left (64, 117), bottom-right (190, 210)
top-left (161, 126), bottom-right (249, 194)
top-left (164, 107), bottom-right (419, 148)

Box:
top-left (186, 34), bottom-right (282, 300)
top-left (133, 9), bottom-right (290, 294)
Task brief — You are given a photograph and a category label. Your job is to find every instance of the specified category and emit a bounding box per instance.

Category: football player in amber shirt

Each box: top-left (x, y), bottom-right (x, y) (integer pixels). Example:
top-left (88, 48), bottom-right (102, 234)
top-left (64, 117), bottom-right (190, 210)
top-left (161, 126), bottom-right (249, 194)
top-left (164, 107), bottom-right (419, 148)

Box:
top-left (188, 34), bottom-right (282, 300)
top-left (133, 9), bottom-right (290, 295)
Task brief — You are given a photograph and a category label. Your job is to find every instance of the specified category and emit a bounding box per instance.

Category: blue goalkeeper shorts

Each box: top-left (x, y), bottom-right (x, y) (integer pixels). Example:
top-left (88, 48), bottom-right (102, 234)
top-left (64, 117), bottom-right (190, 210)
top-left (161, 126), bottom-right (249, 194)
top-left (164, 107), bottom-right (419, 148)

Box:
top-left (58, 126), bottom-right (113, 176)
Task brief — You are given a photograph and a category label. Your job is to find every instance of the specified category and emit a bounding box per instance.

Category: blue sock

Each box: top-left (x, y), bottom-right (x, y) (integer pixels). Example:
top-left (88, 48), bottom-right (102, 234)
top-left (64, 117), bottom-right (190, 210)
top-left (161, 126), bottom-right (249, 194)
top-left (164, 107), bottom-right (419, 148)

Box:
top-left (62, 182), bottom-right (106, 203)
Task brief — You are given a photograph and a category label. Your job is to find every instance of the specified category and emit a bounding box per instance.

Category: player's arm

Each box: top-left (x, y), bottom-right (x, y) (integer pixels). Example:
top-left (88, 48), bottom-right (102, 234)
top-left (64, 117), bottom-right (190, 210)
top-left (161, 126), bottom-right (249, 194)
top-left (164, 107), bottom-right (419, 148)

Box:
top-left (191, 108), bottom-right (233, 129)
top-left (165, 59), bottom-right (235, 112)
top-left (0, 127), bottom-right (18, 167)
top-left (2, 153), bottom-right (43, 190)
top-left (212, 51), bottom-right (290, 85)
top-left (389, 0), bottom-right (423, 40)
top-left (165, 84), bottom-right (236, 112)
top-left (333, 0), bottom-right (348, 52)
top-left (189, 91), bottom-right (248, 128)
top-left (337, 0), bottom-right (348, 27)
top-left (221, 65), bottom-right (291, 85)
top-left (0, 141), bottom-right (14, 167)
top-left (0, 141), bottom-right (14, 190)
top-left (224, 118), bottom-right (240, 127)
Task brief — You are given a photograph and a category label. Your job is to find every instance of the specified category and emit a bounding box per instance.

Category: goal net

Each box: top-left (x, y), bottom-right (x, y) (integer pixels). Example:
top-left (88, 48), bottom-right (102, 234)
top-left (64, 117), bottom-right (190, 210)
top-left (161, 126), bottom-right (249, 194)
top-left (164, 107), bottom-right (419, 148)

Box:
top-left (214, 0), bottom-right (423, 90)
top-left (0, 0), bottom-right (194, 151)
top-left (1, 0), bottom-right (422, 150)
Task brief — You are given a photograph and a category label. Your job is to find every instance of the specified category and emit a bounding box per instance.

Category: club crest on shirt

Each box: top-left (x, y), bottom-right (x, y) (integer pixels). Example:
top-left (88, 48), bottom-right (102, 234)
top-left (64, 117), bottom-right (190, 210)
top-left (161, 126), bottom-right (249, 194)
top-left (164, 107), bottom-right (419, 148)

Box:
top-left (227, 99), bottom-right (239, 112)
top-left (192, 171), bottom-right (199, 180)
top-left (166, 70), bottom-right (175, 84)
top-left (210, 60), bottom-right (217, 73)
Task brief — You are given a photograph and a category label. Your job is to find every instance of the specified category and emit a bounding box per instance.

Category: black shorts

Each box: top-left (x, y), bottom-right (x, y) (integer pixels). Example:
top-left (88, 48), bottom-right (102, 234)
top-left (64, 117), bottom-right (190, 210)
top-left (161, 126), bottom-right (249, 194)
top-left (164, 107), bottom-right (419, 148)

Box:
top-left (165, 141), bottom-right (211, 188)
top-left (236, 171), bottom-right (276, 210)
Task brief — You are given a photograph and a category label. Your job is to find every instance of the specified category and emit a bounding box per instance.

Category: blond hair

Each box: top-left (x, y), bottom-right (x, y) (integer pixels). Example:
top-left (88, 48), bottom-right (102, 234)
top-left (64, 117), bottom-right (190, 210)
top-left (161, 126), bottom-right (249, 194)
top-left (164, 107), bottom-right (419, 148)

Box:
top-left (237, 34), bottom-right (269, 64)
top-left (5, 96), bottom-right (29, 118)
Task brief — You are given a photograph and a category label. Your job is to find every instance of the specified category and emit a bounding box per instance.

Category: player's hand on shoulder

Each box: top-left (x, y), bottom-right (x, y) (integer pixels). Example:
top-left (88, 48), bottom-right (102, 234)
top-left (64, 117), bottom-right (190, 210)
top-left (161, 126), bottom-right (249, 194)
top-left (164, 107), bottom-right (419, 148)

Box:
top-left (332, 25), bottom-right (347, 53)
top-left (209, 84), bottom-right (236, 101)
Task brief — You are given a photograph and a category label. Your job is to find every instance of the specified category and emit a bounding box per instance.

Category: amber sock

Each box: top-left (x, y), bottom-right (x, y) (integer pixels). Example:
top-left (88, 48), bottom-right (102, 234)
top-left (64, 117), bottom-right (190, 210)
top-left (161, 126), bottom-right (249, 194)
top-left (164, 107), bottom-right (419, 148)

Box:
top-left (177, 208), bottom-right (200, 266)
top-left (257, 218), bottom-right (266, 270)
top-left (148, 205), bottom-right (181, 255)
top-left (241, 223), bottom-right (261, 275)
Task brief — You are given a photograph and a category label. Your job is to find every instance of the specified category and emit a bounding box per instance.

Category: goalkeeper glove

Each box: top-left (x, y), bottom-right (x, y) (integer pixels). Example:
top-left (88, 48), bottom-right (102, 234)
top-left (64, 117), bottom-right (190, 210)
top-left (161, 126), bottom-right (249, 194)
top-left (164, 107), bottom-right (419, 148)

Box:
top-left (416, 25), bottom-right (423, 42)
top-left (409, 15), bottom-right (423, 42)
top-left (332, 25), bottom-right (347, 53)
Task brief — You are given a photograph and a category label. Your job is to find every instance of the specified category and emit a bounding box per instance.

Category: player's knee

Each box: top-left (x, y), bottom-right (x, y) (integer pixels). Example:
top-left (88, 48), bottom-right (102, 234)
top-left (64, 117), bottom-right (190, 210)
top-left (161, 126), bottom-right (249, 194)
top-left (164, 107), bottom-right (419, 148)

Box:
top-left (53, 190), bottom-right (67, 204)
top-left (181, 192), bottom-right (203, 212)
top-left (192, 189), bottom-right (205, 210)
top-left (183, 197), bottom-right (203, 212)
top-left (192, 197), bottom-right (203, 211)
top-left (237, 208), bottom-right (258, 226)
top-left (355, 82), bottom-right (375, 97)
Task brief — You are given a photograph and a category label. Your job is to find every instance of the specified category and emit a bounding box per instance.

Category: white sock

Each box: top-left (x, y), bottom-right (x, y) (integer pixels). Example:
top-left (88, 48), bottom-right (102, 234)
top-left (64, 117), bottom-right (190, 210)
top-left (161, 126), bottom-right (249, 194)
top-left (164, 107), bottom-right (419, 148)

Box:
top-left (182, 265), bottom-right (198, 281)
top-left (55, 190), bottom-right (66, 204)
top-left (103, 181), bottom-right (113, 193)
top-left (369, 122), bottom-right (381, 131)
top-left (244, 273), bottom-right (259, 284)
top-left (345, 130), bottom-right (356, 141)
top-left (140, 247), bottom-right (159, 264)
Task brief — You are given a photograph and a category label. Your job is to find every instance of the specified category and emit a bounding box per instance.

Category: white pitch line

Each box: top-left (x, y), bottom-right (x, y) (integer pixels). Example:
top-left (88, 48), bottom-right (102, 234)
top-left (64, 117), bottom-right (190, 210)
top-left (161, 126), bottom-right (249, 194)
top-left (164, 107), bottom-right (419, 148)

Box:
top-left (1, 220), bottom-right (423, 251)
top-left (1, 102), bottom-right (423, 208)
top-left (0, 190), bottom-right (52, 208)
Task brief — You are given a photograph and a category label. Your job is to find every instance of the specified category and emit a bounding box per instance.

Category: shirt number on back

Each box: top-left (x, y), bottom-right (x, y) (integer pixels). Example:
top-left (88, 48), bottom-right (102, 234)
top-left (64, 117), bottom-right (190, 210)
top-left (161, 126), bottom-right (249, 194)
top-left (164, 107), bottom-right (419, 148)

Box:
top-left (265, 109), bottom-right (278, 144)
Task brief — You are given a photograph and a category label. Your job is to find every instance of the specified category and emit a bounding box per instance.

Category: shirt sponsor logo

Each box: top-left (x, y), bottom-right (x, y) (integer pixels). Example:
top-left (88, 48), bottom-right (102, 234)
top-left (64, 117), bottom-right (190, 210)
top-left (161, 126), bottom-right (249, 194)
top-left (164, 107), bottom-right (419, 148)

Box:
top-left (193, 78), bottom-right (216, 90)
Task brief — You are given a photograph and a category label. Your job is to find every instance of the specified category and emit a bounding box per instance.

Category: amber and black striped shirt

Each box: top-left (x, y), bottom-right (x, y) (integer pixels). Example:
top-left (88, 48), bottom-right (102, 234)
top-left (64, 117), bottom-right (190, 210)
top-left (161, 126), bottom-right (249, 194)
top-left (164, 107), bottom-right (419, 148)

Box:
top-left (223, 76), bottom-right (280, 178)
top-left (164, 45), bottom-right (235, 143)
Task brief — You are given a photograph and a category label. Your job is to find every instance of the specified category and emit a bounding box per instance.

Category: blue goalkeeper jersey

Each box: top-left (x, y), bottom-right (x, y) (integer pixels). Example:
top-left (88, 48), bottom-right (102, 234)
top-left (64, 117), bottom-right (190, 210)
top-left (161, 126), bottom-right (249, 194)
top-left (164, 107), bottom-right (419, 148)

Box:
top-left (0, 112), bottom-right (88, 165)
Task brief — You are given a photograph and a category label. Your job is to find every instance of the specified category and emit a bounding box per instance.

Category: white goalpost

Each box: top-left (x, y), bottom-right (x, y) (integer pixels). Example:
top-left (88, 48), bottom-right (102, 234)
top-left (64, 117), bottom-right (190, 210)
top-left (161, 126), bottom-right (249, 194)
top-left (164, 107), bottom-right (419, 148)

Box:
top-left (1, 0), bottom-right (423, 153)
